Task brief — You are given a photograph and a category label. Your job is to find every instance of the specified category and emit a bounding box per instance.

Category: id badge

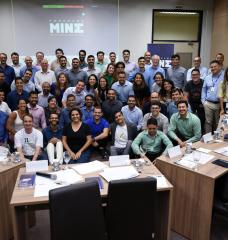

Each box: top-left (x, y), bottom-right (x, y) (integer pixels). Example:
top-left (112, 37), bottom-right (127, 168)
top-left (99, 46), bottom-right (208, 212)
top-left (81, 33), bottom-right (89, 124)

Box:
top-left (210, 87), bottom-right (215, 92)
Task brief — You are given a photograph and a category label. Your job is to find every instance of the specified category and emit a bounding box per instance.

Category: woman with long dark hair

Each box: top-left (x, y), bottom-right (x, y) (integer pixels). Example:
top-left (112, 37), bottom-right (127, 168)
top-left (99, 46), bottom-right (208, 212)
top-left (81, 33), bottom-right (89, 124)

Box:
top-left (97, 76), bottom-right (110, 104)
top-left (103, 63), bottom-right (116, 87)
top-left (159, 79), bottom-right (174, 104)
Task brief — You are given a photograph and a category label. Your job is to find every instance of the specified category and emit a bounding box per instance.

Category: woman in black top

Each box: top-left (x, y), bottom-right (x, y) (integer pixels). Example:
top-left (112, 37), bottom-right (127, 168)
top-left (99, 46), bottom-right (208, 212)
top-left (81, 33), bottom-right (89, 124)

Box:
top-left (62, 108), bottom-right (92, 163)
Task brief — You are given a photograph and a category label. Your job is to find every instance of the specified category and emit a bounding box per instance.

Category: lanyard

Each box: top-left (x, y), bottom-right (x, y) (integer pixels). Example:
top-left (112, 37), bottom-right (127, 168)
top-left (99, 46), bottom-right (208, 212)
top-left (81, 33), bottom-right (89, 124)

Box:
top-left (211, 72), bottom-right (221, 87)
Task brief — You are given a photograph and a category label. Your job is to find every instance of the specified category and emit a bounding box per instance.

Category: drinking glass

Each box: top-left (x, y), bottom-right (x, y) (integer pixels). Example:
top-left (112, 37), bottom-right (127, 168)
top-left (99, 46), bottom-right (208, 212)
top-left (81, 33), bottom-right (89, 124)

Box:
top-left (193, 151), bottom-right (201, 171)
top-left (140, 145), bottom-right (150, 166)
top-left (63, 152), bottom-right (71, 169)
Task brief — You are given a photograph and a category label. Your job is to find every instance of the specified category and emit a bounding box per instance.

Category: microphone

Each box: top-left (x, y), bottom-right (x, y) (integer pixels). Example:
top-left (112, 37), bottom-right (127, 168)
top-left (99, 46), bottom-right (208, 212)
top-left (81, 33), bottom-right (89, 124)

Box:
top-left (36, 172), bottom-right (57, 180)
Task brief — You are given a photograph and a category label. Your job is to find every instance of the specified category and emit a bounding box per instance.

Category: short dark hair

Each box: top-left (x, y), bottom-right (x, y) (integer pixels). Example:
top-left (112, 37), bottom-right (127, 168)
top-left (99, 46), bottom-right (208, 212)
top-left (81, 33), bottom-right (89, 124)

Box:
top-left (109, 52), bottom-right (116, 56)
top-left (107, 89), bottom-right (117, 95)
top-left (171, 54), bottom-right (180, 60)
top-left (55, 48), bottom-right (64, 55)
top-left (47, 96), bottom-right (57, 103)
top-left (176, 100), bottom-right (188, 107)
top-left (191, 68), bottom-right (200, 74)
top-left (49, 112), bottom-right (59, 119)
top-left (138, 56), bottom-right (145, 62)
top-left (79, 49), bottom-right (86, 55)
top-left (150, 100), bottom-right (161, 108)
top-left (97, 51), bottom-right (104, 56)
top-left (11, 52), bottom-right (19, 57)
top-left (59, 55), bottom-right (67, 61)
top-left (87, 55), bottom-right (94, 60)
top-left (36, 51), bottom-right (44, 57)
top-left (210, 60), bottom-right (220, 65)
top-left (72, 57), bottom-right (79, 62)
top-left (114, 110), bottom-right (123, 118)
top-left (29, 91), bottom-right (38, 97)
top-left (115, 61), bottom-right (125, 69)
top-left (147, 117), bottom-right (158, 126)
top-left (128, 95), bottom-right (136, 101)
top-left (85, 94), bottom-right (94, 101)
top-left (118, 71), bottom-right (126, 76)
top-left (69, 107), bottom-right (83, 120)
top-left (122, 49), bottom-right (130, 54)
top-left (171, 88), bottom-right (182, 95)
top-left (23, 114), bottom-right (33, 121)
top-left (24, 69), bottom-right (33, 74)
top-left (15, 77), bottom-right (23, 83)
top-left (67, 94), bottom-right (76, 100)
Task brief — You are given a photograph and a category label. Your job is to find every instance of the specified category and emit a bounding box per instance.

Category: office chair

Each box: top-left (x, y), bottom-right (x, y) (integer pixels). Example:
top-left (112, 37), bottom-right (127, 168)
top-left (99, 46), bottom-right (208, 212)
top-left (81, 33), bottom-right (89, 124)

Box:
top-left (49, 181), bottom-right (106, 240)
top-left (106, 177), bottom-right (157, 240)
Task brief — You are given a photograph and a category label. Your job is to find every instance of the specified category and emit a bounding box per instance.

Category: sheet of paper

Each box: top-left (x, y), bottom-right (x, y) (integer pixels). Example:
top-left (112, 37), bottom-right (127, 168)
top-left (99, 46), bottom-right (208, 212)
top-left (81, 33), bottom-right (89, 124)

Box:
top-left (214, 146), bottom-right (228, 156)
top-left (197, 147), bottom-right (212, 153)
top-left (167, 145), bottom-right (182, 159)
top-left (109, 155), bottom-right (130, 167)
top-left (99, 166), bottom-right (139, 182)
top-left (202, 133), bottom-right (213, 143)
top-left (175, 159), bottom-right (196, 169)
top-left (26, 160), bottom-right (48, 173)
top-left (149, 175), bottom-right (168, 189)
top-left (182, 152), bottom-right (214, 165)
top-left (34, 169), bottom-right (83, 197)
top-left (71, 160), bottom-right (108, 175)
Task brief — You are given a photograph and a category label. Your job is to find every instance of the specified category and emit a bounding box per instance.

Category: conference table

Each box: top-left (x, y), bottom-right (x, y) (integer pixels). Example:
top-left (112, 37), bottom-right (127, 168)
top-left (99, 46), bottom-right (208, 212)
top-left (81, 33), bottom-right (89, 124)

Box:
top-left (10, 161), bottom-right (173, 240)
top-left (0, 159), bottom-right (26, 240)
top-left (155, 140), bottom-right (228, 240)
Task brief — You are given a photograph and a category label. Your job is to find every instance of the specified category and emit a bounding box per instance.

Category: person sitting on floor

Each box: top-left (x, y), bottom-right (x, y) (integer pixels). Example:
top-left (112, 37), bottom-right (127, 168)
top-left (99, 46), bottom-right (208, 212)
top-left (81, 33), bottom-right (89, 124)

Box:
top-left (131, 117), bottom-right (173, 161)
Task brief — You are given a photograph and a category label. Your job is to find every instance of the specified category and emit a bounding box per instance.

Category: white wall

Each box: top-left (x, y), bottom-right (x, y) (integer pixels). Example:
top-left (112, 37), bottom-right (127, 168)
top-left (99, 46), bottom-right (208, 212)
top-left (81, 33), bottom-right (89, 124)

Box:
top-left (0, 0), bottom-right (213, 66)
top-left (119, 0), bottom-right (213, 66)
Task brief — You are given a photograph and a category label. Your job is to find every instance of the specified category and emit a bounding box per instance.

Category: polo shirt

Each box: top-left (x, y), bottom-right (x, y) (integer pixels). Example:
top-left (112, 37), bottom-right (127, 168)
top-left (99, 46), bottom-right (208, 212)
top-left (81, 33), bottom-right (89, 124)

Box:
top-left (85, 118), bottom-right (109, 137)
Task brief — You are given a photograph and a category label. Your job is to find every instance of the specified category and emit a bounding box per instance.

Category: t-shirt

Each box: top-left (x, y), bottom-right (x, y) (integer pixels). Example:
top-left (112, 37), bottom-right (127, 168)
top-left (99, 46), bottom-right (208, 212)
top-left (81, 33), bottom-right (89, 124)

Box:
top-left (184, 79), bottom-right (203, 104)
top-left (14, 128), bottom-right (43, 156)
top-left (62, 123), bottom-right (91, 152)
top-left (85, 118), bottom-right (109, 138)
top-left (114, 124), bottom-right (128, 148)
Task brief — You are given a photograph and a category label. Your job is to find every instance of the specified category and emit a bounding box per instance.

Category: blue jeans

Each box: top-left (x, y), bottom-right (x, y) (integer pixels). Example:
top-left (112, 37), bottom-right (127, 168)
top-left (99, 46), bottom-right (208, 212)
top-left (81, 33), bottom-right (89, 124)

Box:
top-left (69, 149), bottom-right (91, 164)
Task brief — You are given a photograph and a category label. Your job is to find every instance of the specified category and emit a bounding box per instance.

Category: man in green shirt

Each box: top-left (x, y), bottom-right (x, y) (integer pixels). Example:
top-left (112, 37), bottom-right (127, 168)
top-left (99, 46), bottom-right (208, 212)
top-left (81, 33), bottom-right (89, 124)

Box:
top-left (131, 118), bottom-right (173, 161)
top-left (168, 100), bottom-right (201, 147)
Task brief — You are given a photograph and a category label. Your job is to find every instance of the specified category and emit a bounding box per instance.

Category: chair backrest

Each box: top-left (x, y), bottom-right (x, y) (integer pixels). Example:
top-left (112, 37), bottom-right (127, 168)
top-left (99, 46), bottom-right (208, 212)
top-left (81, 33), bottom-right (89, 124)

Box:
top-left (106, 177), bottom-right (157, 240)
top-left (49, 181), bottom-right (106, 240)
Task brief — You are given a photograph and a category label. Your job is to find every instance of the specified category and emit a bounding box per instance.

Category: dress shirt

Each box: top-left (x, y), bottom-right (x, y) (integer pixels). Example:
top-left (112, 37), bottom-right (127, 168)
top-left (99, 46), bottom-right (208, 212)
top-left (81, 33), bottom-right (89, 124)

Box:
top-left (54, 67), bottom-right (69, 78)
top-left (7, 90), bottom-right (29, 111)
top-left (27, 104), bottom-right (46, 129)
top-left (167, 101), bottom-right (191, 119)
top-left (201, 71), bottom-right (224, 103)
top-left (38, 93), bottom-right (53, 108)
top-left (34, 70), bottom-right (56, 92)
top-left (81, 106), bottom-right (94, 122)
top-left (124, 61), bottom-right (137, 77)
top-left (186, 66), bottom-right (208, 81)
top-left (59, 108), bottom-right (70, 128)
top-left (42, 125), bottom-right (63, 148)
top-left (0, 110), bottom-right (8, 143)
top-left (142, 113), bottom-right (168, 133)
top-left (11, 80), bottom-right (35, 92)
top-left (111, 81), bottom-right (134, 103)
top-left (67, 68), bottom-right (88, 86)
top-left (168, 112), bottom-right (201, 143)
top-left (95, 61), bottom-right (108, 73)
top-left (11, 63), bottom-right (23, 77)
top-left (83, 67), bottom-right (101, 78)
top-left (62, 87), bottom-right (86, 107)
top-left (0, 101), bottom-right (11, 115)
top-left (147, 66), bottom-right (165, 91)
top-left (20, 66), bottom-right (39, 83)
top-left (167, 66), bottom-right (187, 89)
top-left (128, 68), bottom-right (151, 86)
top-left (0, 64), bottom-right (15, 85)
top-left (121, 105), bottom-right (143, 131)
top-left (131, 130), bottom-right (173, 155)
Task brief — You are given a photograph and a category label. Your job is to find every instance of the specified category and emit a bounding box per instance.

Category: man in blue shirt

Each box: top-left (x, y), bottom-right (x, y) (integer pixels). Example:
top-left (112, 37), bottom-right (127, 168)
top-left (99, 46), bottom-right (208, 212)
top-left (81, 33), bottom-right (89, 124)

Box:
top-left (59, 94), bottom-right (76, 128)
top-left (85, 106), bottom-right (109, 158)
top-left (112, 71), bottom-right (134, 105)
top-left (0, 53), bottom-right (15, 86)
top-left (7, 77), bottom-right (29, 111)
top-left (42, 113), bottom-right (63, 164)
top-left (81, 94), bottom-right (94, 122)
top-left (201, 60), bottom-right (224, 133)
top-left (0, 110), bottom-right (8, 145)
top-left (20, 56), bottom-right (39, 83)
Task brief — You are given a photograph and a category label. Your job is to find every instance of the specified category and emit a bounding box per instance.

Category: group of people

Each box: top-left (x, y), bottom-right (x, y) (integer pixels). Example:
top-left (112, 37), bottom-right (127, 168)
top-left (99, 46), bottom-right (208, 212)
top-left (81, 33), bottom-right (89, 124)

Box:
top-left (0, 48), bottom-right (227, 163)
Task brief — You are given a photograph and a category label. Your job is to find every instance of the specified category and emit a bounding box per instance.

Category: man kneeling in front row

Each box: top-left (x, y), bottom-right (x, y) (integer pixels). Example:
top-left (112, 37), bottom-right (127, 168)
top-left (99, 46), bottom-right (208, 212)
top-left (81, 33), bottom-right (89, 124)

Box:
top-left (131, 118), bottom-right (173, 161)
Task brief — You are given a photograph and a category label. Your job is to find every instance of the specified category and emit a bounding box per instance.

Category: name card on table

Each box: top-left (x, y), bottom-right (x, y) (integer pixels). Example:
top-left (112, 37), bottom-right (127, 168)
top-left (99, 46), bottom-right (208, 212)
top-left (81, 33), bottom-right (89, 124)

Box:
top-left (167, 145), bottom-right (182, 159)
top-left (202, 133), bottom-right (213, 143)
top-left (26, 160), bottom-right (48, 173)
top-left (109, 155), bottom-right (130, 167)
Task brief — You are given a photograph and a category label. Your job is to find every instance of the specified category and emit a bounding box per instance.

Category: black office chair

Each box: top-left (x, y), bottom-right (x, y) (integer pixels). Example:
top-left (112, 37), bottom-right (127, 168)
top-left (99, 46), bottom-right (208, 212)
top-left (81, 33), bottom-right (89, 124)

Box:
top-left (214, 174), bottom-right (228, 218)
top-left (106, 177), bottom-right (157, 240)
top-left (49, 181), bottom-right (106, 240)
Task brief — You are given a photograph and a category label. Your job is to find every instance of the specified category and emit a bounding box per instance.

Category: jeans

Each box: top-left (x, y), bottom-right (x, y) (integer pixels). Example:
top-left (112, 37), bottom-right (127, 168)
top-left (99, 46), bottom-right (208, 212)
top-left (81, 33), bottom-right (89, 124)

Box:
top-left (69, 149), bottom-right (91, 164)
top-left (110, 140), bottom-right (132, 156)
